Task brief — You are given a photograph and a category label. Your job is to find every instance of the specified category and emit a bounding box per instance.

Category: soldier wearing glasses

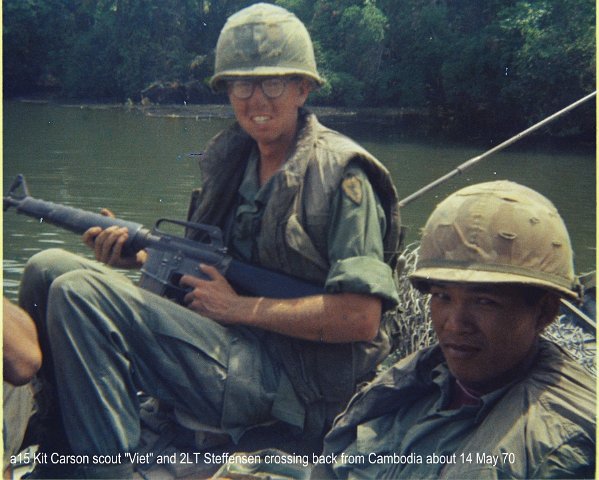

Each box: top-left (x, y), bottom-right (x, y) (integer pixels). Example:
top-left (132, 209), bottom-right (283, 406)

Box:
top-left (19, 3), bottom-right (402, 478)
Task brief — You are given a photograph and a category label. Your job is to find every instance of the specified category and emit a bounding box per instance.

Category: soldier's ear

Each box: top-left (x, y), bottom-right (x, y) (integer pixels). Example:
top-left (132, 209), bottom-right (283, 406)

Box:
top-left (295, 82), bottom-right (311, 108)
top-left (535, 293), bottom-right (560, 333)
top-left (298, 77), bottom-right (314, 96)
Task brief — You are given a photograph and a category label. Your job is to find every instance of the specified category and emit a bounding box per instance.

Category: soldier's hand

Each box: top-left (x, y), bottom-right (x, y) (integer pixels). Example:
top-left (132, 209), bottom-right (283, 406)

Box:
top-left (82, 208), bottom-right (146, 268)
top-left (180, 264), bottom-right (239, 321)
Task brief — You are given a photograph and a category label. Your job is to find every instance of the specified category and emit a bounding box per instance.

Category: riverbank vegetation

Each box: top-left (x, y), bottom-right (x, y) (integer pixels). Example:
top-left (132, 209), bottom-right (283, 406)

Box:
top-left (3, 0), bottom-right (595, 140)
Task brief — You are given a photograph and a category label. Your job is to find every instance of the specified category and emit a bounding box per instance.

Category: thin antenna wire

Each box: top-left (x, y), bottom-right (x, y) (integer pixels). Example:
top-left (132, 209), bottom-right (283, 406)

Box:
top-left (399, 91), bottom-right (596, 207)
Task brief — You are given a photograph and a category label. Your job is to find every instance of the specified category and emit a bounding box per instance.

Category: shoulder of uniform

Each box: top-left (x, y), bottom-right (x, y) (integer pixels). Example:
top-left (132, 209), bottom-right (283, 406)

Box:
top-left (516, 340), bottom-right (596, 429)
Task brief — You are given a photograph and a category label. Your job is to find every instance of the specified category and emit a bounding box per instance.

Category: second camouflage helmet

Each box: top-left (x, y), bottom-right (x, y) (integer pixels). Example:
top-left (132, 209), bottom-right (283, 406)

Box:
top-left (210, 3), bottom-right (324, 90)
top-left (410, 180), bottom-right (580, 299)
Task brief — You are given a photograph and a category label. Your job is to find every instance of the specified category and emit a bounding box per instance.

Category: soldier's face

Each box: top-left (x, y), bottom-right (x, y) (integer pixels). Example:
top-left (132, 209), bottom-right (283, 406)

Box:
top-left (429, 283), bottom-right (556, 391)
top-left (228, 76), bottom-right (310, 153)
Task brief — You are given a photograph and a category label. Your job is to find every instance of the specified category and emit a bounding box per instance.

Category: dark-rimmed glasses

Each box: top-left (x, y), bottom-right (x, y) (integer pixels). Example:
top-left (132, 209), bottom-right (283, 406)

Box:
top-left (227, 78), bottom-right (296, 100)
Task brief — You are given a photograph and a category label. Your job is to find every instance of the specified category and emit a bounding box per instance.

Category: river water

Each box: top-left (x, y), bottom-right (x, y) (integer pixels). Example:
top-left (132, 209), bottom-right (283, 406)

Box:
top-left (3, 100), bottom-right (596, 300)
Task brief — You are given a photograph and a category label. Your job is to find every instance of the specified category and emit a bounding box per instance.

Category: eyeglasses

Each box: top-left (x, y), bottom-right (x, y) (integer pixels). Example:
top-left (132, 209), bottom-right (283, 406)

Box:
top-left (227, 78), bottom-right (295, 100)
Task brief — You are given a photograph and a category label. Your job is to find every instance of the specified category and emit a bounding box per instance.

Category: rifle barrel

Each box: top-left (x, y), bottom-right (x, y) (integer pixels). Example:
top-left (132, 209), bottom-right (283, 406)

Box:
top-left (6, 195), bottom-right (151, 253)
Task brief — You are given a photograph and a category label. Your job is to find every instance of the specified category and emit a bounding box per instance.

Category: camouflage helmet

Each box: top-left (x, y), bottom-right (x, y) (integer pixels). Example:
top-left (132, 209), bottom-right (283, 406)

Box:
top-left (210, 3), bottom-right (324, 90)
top-left (410, 180), bottom-right (580, 299)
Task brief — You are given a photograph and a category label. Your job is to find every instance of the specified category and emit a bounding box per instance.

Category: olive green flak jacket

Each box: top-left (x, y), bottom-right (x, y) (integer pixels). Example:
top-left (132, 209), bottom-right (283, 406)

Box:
top-left (186, 109), bottom-right (402, 436)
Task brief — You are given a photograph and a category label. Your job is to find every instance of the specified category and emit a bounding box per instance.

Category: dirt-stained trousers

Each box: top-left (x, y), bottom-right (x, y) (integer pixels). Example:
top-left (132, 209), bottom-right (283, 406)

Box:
top-left (18, 248), bottom-right (281, 457)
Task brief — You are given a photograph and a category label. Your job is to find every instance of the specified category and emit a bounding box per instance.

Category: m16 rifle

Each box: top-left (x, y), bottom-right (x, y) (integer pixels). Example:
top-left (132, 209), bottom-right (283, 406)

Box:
top-left (4, 174), bottom-right (324, 303)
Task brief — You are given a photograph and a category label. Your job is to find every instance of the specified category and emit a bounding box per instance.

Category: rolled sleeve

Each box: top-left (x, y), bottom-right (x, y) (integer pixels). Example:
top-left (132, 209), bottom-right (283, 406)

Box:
top-left (324, 164), bottom-right (399, 310)
top-left (326, 256), bottom-right (399, 308)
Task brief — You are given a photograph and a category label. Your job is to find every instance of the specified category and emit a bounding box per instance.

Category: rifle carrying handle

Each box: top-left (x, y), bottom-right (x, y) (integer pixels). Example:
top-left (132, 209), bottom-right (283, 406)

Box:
top-left (153, 218), bottom-right (226, 252)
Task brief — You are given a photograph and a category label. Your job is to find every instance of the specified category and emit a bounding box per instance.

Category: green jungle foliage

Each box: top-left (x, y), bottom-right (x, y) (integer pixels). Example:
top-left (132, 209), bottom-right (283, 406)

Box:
top-left (3, 0), bottom-right (596, 139)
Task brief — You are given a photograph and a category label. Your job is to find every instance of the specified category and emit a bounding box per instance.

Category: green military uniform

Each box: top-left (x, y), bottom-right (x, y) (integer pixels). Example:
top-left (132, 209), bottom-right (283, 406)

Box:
top-left (319, 181), bottom-right (596, 480)
top-left (319, 339), bottom-right (595, 479)
top-left (185, 109), bottom-right (401, 435)
top-left (19, 109), bottom-right (400, 459)
top-left (18, 4), bottom-right (403, 477)
top-left (224, 147), bottom-right (396, 304)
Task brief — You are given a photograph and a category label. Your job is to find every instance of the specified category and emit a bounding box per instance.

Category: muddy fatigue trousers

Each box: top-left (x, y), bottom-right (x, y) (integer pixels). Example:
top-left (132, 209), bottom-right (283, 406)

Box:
top-left (18, 248), bottom-right (281, 457)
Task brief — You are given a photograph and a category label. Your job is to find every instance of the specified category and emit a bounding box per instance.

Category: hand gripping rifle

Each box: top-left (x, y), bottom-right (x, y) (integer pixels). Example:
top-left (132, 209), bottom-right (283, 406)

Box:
top-left (4, 174), bottom-right (324, 303)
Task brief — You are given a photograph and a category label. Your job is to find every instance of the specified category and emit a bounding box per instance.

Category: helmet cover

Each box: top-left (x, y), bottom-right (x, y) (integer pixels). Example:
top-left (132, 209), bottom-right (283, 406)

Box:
top-left (410, 180), bottom-right (579, 299)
